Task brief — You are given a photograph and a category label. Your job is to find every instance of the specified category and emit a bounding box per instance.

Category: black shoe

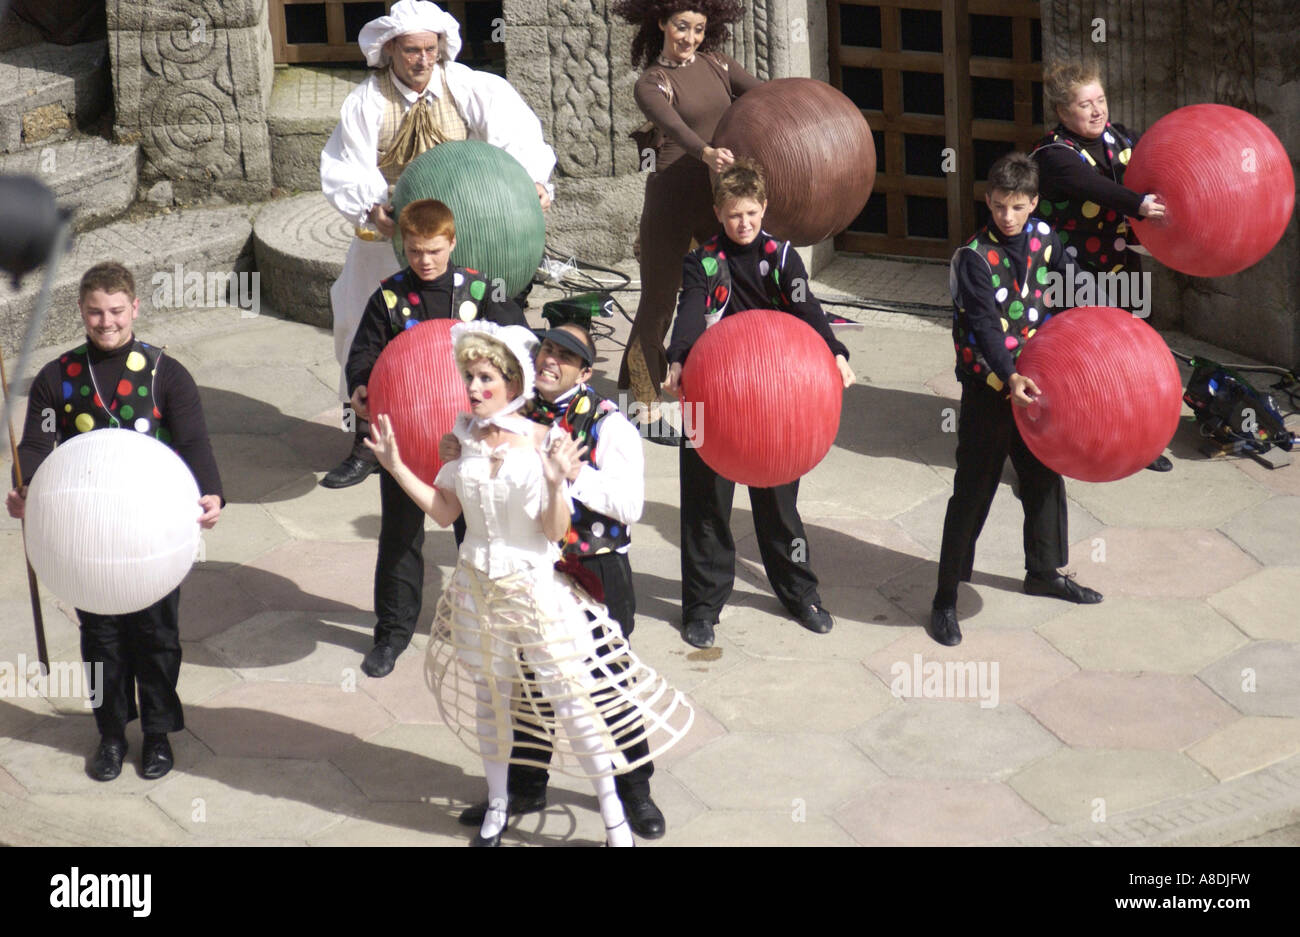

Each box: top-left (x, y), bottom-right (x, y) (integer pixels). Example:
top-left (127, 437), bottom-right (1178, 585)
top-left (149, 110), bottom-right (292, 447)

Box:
top-left (361, 643), bottom-right (399, 678)
top-left (88, 737), bottom-right (127, 782)
top-left (642, 415), bottom-right (684, 447)
top-left (1024, 571), bottom-right (1104, 604)
top-left (321, 454), bottom-right (380, 488)
top-left (621, 791), bottom-right (666, 839)
top-left (683, 619), bottom-right (716, 648)
top-left (791, 602), bottom-right (834, 635)
top-left (141, 733), bottom-right (174, 780)
top-left (458, 790), bottom-right (548, 826)
top-left (925, 606), bottom-right (962, 646)
top-left (1145, 454), bottom-right (1173, 472)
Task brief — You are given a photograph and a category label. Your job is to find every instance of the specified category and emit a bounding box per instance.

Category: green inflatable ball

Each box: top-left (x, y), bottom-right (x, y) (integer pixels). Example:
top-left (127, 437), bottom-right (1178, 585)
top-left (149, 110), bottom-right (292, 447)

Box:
top-left (391, 140), bottom-right (545, 298)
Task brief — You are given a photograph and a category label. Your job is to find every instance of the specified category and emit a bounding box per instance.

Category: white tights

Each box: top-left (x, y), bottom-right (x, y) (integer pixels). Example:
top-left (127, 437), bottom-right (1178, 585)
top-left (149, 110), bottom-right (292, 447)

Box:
top-left (475, 678), bottom-right (632, 847)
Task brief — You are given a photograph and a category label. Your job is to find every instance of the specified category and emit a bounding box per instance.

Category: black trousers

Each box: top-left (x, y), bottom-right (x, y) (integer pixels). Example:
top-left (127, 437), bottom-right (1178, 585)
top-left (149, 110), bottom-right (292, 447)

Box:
top-left (374, 468), bottom-right (464, 650)
top-left (78, 587), bottom-right (184, 739)
top-left (934, 378), bottom-right (1068, 607)
top-left (508, 550), bottom-right (655, 801)
top-left (679, 443), bottom-right (821, 622)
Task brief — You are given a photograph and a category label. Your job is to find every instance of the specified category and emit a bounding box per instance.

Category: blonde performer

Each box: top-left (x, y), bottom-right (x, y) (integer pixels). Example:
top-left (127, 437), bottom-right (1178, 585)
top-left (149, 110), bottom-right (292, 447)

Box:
top-left (365, 322), bottom-right (691, 847)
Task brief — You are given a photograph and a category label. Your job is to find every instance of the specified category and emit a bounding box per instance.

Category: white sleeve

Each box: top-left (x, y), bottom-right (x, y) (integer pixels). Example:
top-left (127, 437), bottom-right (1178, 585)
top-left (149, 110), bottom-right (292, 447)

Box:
top-left (320, 78), bottom-right (392, 227)
top-left (446, 64), bottom-right (557, 198)
top-left (567, 412), bottom-right (644, 525)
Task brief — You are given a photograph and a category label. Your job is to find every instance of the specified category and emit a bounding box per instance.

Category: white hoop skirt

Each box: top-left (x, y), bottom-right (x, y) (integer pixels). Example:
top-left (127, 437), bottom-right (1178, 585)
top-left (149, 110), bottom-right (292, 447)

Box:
top-left (424, 557), bottom-right (694, 778)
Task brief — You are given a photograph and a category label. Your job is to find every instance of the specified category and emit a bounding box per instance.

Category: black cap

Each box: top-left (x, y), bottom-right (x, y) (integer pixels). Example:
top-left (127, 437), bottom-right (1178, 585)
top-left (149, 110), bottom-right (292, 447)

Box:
top-left (538, 327), bottom-right (595, 367)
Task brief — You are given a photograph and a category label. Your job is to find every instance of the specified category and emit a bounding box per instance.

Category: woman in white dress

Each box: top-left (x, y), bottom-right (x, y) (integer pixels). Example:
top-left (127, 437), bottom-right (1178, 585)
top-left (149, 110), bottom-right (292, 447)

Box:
top-left (366, 321), bottom-right (691, 846)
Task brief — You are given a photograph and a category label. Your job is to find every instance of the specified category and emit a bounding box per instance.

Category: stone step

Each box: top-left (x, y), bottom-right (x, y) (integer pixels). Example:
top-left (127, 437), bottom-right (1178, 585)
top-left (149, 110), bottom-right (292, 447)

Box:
top-left (0, 136), bottom-right (139, 231)
top-left (0, 40), bottom-right (109, 153)
top-left (267, 65), bottom-right (367, 192)
top-left (0, 205), bottom-right (256, 356)
top-left (252, 192), bottom-right (353, 328)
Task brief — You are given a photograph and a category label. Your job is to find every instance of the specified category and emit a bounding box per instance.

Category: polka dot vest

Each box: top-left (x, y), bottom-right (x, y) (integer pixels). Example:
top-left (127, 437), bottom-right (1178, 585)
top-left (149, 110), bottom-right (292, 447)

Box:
top-left (58, 340), bottom-right (171, 444)
top-left (697, 232), bottom-right (792, 326)
top-left (379, 265), bottom-right (491, 335)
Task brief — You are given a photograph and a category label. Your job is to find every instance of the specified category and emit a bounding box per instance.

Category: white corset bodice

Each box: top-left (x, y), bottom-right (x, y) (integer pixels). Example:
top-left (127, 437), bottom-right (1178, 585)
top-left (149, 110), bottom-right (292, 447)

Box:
top-left (435, 414), bottom-right (566, 578)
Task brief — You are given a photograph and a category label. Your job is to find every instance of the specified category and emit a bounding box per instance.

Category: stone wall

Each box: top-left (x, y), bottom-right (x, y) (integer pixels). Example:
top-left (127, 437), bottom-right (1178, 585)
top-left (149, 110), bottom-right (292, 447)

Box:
top-left (1041, 0), bottom-right (1300, 367)
top-left (107, 0), bottom-right (276, 202)
top-left (505, 0), bottom-right (822, 268)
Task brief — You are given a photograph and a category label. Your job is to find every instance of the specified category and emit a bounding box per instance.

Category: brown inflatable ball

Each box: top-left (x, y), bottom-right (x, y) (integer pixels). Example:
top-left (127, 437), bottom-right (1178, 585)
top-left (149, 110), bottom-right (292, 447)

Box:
top-left (714, 78), bottom-right (876, 246)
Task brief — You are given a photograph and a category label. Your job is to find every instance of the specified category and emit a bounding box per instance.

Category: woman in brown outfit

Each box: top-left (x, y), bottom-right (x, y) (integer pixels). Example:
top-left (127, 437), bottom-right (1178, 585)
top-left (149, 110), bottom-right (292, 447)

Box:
top-left (612, 0), bottom-right (760, 439)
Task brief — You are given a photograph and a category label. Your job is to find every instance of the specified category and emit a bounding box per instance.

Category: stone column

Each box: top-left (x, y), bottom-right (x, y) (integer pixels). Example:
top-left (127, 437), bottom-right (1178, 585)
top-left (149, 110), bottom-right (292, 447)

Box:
top-left (108, 0), bottom-right (275, 201)
top-left (1039, 0), bottom-right (1299, 367)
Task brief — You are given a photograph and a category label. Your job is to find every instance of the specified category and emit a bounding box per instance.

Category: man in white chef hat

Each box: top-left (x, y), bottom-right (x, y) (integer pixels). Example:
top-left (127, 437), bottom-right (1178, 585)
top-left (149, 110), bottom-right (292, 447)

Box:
top-left (319, 0), bottom-right (556, 489)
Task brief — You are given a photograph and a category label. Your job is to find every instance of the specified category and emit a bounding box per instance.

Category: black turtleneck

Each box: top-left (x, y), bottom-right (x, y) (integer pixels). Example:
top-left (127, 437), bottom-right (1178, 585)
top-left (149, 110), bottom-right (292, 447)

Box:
top-left (1033, 122), bottom-right (1145, 218)
top-left (346, 264), bottom-right (526, 395)
top-left (16, 337), bottom-right (224, 500)
top-left (666, 233), bottom-right (849, 366)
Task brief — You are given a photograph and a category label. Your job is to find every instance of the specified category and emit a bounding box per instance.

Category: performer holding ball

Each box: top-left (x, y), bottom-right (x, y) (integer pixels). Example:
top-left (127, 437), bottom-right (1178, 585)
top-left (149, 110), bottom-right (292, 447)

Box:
top-left (1031, 59), bottom-right (1172, 472)
top-left (365, 322), bottom-right (689, 846)
top-left (611, 0), bottom-right (759, 440)
top-left (929, 154), bottom-right (1102, 648)
top-left (663, 159), bottom-right (854, 649)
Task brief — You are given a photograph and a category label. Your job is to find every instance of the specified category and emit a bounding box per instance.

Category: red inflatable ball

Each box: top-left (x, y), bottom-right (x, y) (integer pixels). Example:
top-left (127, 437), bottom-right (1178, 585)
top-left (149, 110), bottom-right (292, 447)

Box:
top-left (368, 319), bottom-right (468, 486)
top-left (680, 309), bottom-right (842, 488)
top-left (1126, 103), bottom-right (1295, 277)
top-left (1013, 306), bottom-right (1182, 482)
top-left (713, 78), bottom-right (876, 246)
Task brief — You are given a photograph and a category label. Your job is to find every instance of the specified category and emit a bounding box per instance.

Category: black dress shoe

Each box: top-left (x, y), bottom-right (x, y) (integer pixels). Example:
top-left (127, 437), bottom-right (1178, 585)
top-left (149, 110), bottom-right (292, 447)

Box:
top-left (141, 733), bottom-right (174, 780)
top-left (88, 737), bottom-right (127, 782)
top-left (1024, 571), bottom-right (1104, 604)
top-left (361, 643), bottom-right (399, 678)
top-left (683, 619), bottom-right (715, 648)
top-left (792, 602), bottom-right (834, 635)
top-left (458, 790), bottom-right (548, 826)
top-left (1145, 454), bottom-right (1173, 472)
top-left (621, 791), bottom-right (666, 839)
top-left (642, 415), bottom-right (683, 447)
top-left (321, 453), bottom-right (380, 488)
top-left (925, 606), bottom-right (962, 646)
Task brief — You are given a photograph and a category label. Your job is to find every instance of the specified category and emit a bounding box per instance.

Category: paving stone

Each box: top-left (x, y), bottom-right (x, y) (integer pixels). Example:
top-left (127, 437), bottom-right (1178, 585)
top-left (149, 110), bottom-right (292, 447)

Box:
top-left (204, 610), bottom-right (375, 683)
top-left (1008, 749), bottom-right (1217, 826)
top-left (329, 722), bottom-right (485, 805)
top-left (230, 541), bottom-right (377, 614)
top-left (842, 326), bottom-right (958, 388)
top-left (190, 364), bottom-right (338, 435)
top-left (186, 683), bottom-right (395, 759)
top-left (191, 502), bottom-right (290, 566)
top-left (0, 41), bottom-right (108, 153)
top-left (1037, 598), bottom-right (1249, 673)
top-left (0, 717), bottom-right (210, 796)
top-left (22, 792), bottom-right (186, 845)
top-left (1065, 457), bottom-right (1272, 529)
top-left (669, 809), bottom-right (858, 846)
top-left (766, 514), bottom-right (930, 590)
top-left (654, 705), bottom-right (727, 771)
top-left (178, 564), bottom-right (268, 642)
top-left (0, 137), bottom-right (138, 229)
top-left (1187, 717), bottom-right (1300, 782)
top-left (207, 434), bottom-right (319, 503)
top-left (865, 629), bottom-right (1078, 704)
top-left (1077, 527), bottom-right (1261, 598)
top-left (1208, 567), bottom-right (1300, 641)
top-left (176, 641), bottom-right (241, 707)
top-left (1199, 642), bottom-right (1300, 718)
top-left (814, 255), bottom-right (953, 310)
top-left (852, 700), bottom-right (1061, 780)
top-left (837, 779), bottom-right (1051, 844)
top-left (262, 481), bottom-right (388, 543)
top-left (1220, 497), bottom-right (1300, 566)
top-left (306, 803), bottom-right (466, 846)
top-left (1231, 454), bottom-right (1300, 498)
top-left (0, 764), bottom-right (25, 799)
top-left (671, 733), bottom-right (886, 812)
top-left (692, 658), bottom-right (895, 734)
top-left (1022, 672), bottom-right (1238, 749)
top-left (0, 589), bottom-right (83, 663)
top-left (148, 757), bottom-right (366, 840)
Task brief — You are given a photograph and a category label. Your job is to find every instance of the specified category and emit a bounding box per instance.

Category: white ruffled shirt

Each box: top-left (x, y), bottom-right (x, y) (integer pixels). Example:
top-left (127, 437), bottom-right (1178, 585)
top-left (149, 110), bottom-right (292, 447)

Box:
top-left (436, 414), bottom-right (572, 579)
top-left (320, 65), bottom-right (557, 228)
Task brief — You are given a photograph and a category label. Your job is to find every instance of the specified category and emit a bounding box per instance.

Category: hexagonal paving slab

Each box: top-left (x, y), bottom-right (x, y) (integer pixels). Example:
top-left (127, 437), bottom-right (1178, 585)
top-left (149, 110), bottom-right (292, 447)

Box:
top-left (1037, 598), bottom-right (1248, 673)
top-left (1199, 642), bottom-right (1300, 718)
top-left (669, 809), bottom-right (858, 846)
top-left (852, 700), bottom-right (1061, 780)
top-left (1076, 527), bottom-right (1260, 598)
top-left (1065, 458), bottom-right (1271, 529)
top-left (230, 540), bottom-right (379, 613)
top-left (1208, 567), bottom-right (1300, 641)
top-left (204, 609), bottom-right (373, 683)
top-left (329, 722), bottom-right (482, 804)
top-left (1186, 716), bottom-right (1300, 781)
top-left (671, 732), bottom-right (886, 813)
top-left (1008, 749), bottom-right (1216, 826)
top-left (691, 657), bottom-right (895, 734)
top-left (1220, 496), bottom-right (1300, 565)
top-left (836, 779), bottom-right (1050, 844)
top-left (1022, 672), bottom-right (1238, 749)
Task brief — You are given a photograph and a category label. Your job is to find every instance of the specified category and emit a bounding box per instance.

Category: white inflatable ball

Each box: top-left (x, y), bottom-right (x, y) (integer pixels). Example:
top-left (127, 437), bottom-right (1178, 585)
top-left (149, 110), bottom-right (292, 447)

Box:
top-left (24, 429), bottom-right (202, 615)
